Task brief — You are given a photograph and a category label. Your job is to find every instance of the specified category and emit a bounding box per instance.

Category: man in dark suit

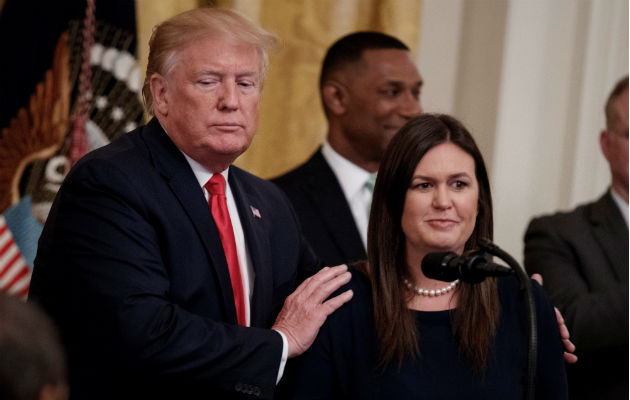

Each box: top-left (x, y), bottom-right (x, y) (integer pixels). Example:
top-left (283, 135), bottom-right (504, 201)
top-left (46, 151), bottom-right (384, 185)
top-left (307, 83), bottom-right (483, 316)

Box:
top-left (524, 75), bottom-right (629, 399)
top-left (272, 32), bottom-right (423, 266)
top-left (28, 8), bottom-right (352, 400)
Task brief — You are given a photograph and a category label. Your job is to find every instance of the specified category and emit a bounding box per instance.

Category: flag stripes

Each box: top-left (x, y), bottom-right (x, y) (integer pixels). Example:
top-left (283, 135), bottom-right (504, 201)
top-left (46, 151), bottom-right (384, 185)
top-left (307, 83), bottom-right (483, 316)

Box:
top-left (0, 216), bottom-right (31, 299)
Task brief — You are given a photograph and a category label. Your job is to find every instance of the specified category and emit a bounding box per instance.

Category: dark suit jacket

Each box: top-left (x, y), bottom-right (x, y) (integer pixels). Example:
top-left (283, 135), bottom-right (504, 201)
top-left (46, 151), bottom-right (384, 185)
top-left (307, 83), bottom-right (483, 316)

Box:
top-left (271, 148), bottom-right (365, 267)
top-left (524, 191), bottom-right (629, 399)
top-left (29, 118), bottom-right (321, 400)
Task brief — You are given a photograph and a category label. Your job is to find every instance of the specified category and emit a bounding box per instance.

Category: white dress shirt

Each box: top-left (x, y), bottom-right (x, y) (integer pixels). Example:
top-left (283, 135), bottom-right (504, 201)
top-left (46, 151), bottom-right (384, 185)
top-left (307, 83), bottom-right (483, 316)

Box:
top-left (321, 142), bottom-right (376, 250)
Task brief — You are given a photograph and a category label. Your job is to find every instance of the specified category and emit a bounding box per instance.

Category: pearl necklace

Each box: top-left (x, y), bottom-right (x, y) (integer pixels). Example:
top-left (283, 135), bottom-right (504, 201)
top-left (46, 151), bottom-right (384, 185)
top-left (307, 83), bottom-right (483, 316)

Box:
top-left (403, 278), bottom-right (459, 297)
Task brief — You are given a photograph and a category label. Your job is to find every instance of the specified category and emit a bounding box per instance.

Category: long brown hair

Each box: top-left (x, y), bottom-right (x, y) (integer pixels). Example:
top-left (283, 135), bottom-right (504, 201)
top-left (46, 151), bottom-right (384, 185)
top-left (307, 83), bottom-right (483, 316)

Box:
top-left (365, 114), bottom-right (499, 373)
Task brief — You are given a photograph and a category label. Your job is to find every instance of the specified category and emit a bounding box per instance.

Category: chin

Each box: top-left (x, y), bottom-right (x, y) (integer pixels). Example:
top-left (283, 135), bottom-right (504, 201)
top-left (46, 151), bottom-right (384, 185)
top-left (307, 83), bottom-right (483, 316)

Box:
top-left (425, 240), bottom-right (464, 254)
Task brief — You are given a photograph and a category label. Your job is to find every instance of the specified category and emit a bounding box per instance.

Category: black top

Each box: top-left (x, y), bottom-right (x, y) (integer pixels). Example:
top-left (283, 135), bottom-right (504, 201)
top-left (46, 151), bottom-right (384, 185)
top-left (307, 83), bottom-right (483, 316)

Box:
top-left (281, 272), bottom-right (567, 399)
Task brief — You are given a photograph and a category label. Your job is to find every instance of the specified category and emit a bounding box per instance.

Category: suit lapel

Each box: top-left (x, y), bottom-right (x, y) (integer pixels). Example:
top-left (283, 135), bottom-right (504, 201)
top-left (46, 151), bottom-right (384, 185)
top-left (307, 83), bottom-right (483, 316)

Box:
top-left (302, 150), bottom-right (366, 261)
top-left (588, 192), bottom-right (629, 282)
top-left (140, 119), bottom-right (238, 324)
top-left (228, 167), bottom-right (273, 328)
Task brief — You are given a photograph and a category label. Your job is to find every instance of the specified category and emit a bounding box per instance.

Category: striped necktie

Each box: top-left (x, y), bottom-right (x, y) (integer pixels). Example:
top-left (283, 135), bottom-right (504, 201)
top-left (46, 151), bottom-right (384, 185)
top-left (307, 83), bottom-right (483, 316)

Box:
top-left (364, 173), bottom-right (377, 219)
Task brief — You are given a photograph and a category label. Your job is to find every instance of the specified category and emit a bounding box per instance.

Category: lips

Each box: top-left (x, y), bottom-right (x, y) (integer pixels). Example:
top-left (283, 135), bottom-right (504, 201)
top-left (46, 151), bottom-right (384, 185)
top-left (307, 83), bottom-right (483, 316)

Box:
top-left (212, 123), bottom-right (243, 132)
top-left (426, 218), bottom-right (459, 229)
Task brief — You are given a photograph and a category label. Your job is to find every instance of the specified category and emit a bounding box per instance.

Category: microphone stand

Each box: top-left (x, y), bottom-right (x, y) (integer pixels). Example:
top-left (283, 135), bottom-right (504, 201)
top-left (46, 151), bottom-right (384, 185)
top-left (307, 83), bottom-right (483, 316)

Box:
top-left (479, 239), bottom-right (537, 400)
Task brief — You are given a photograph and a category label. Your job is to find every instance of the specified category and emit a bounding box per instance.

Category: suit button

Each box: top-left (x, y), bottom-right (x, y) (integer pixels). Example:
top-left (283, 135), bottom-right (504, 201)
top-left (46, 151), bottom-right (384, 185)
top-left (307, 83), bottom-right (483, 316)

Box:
top-left (235, 383), bottom-right (243, 392)
top-left (253, 387), bottom-right (261, 397)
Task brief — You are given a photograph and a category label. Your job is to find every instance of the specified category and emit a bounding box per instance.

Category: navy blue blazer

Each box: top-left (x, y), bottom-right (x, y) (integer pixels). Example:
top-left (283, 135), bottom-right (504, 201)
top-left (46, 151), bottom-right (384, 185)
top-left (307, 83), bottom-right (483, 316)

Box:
top-left (272, 148), bottom-right (366, 266)
top-left (29, 118), bottom-right (321, 399)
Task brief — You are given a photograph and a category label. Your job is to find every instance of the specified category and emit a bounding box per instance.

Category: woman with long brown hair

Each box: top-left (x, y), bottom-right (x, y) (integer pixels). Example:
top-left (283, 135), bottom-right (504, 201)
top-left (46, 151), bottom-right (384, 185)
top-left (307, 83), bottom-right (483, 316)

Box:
top-left (283, 114), bottom-right (567, 399)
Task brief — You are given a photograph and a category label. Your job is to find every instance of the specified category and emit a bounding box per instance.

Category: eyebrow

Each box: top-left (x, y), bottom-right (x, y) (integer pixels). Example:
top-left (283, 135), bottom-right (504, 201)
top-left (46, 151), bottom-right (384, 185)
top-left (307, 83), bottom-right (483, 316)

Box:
top-left (382, 79), bottom-right (423, 87)
top-left (195, 69), bottom-right (259, 78)
top-left (412, 172), bottom-right (472, 181)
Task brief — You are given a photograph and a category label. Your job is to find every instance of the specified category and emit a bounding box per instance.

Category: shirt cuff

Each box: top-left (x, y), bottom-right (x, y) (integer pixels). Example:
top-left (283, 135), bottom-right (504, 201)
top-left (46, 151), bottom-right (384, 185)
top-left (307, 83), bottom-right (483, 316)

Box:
top-left (274, 329), bottom-right (289, 384)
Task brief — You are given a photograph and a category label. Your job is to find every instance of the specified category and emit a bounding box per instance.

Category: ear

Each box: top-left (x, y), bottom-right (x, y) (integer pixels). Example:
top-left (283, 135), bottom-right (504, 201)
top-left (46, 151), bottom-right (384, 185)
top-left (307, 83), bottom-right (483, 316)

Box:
top-left (322, 80), bottom-right (348, 116)
top-left (150, 73), bottom-right (169, 116)
top-left (600, 129), bottom-right (611, 162)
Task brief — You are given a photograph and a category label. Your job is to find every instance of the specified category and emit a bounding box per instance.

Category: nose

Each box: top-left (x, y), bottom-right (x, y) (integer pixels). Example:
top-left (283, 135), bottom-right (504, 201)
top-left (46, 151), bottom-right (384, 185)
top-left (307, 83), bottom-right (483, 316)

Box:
top-left (432, 185), bottom-right (451, 209)
top-left (217, 81), bottom-right (239, 111)
top-left (399, 92), bottom-right (422, 119)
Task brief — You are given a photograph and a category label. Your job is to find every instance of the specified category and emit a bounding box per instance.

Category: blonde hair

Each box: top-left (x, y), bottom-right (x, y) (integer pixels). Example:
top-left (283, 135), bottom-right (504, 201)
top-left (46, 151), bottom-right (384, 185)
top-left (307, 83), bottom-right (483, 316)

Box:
top-left (142, 8), bottom-right (277, 115)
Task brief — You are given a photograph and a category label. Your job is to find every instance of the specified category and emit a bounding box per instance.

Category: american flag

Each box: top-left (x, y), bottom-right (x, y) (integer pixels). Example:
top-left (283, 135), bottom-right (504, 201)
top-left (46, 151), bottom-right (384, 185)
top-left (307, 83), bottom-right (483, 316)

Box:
top-left (250, 205), bottom-right (261, 219)
top-left (0, 216), bottom-right (31, 300)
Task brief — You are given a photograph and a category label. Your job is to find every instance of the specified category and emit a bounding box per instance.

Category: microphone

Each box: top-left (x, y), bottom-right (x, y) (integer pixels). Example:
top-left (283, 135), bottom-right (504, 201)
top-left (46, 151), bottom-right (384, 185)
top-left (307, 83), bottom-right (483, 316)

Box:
top-left (421, 251), bottom-right (513, 284)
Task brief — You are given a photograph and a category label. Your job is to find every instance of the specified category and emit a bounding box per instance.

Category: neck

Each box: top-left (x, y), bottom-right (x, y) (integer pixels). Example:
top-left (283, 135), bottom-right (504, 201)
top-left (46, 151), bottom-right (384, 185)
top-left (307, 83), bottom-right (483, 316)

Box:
top-left (327, 131), bottom-right (380, 173)
top-left (611, 180), bottom-right (629, 203)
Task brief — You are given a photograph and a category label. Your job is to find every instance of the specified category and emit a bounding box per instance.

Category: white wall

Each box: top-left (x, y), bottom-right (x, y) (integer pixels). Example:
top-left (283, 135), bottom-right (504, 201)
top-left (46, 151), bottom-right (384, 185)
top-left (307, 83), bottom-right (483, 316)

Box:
top-left (417, 0), bottom-right (628, 264)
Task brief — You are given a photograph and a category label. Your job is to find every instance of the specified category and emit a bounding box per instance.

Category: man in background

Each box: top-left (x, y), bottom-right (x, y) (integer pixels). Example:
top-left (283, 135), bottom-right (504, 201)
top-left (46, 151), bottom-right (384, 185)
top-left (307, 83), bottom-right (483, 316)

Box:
top-left (272, 32), bottom-right (423, 266)
top-left (0, 293), bottom-right (68, 400)
top-left (524, 75), bottom-right (629, 399)
top-left (29, 8), bottom-right (352, 399)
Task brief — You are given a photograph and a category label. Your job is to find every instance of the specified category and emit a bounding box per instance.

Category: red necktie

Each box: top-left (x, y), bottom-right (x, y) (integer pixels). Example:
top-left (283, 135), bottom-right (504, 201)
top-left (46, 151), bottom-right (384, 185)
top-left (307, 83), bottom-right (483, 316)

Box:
top-left (205, 174), bottom-right (246, 326)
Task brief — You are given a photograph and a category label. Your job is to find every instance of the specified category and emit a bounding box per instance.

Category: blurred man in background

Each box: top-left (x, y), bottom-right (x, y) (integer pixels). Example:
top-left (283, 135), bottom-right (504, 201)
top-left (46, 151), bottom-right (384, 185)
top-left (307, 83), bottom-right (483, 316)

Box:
top-left (525, 75), bottom-right (628, 399)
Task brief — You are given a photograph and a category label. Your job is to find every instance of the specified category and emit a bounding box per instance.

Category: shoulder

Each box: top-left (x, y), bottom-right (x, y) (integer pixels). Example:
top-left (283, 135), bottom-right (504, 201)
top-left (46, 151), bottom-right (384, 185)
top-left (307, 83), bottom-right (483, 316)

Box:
top-left (497, 277), bottom-right (555, 319)
top-left (271, 148), bottom-right (327, 189)
top-left (526, 198), bottom-right (598, 235)
top-left (230, 165), bottom-right (294, 208)
top-left (326, 266), bottom-right (373, 323)
top-left (346, 266), bottom-right (372, 299)
top-left (64, 130), bottom-right (149, 190)
top-left (69, 122), bottom-right (162, 176)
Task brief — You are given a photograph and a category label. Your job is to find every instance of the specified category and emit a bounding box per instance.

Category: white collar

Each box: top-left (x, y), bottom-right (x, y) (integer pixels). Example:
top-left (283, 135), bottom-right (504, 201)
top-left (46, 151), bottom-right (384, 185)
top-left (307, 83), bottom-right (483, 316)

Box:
top-left (182, 152), bottom-right (229, 190)
top-left (321, 142), bottom-right (373, 199)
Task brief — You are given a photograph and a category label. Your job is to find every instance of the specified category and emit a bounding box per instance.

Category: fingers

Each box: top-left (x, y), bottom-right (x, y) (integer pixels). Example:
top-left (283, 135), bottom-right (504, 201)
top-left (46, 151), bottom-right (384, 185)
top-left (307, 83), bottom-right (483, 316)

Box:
top-left (554, 308), bottom-right (570, 339)
top-left (531, 273), bottom-right (543, 286)
top-left (564, 351), bottom-right (578, 364)
top-left (553, 307), bottom-right (577, 363)
top-left (298, 264), bottom-right (351, 302)
top-left (553, 307), bottom-right (571, 339)
top-left (322, 289), bottom-right (354, 316)
top-left (272, 265), bottom-right (354, 358)
top-left (562, 338), bottom-right (576, 353)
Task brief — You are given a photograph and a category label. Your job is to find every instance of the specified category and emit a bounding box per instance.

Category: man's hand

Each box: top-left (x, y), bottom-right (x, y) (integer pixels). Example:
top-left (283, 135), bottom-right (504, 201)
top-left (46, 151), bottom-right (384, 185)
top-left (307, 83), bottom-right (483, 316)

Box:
top-left (531, 273), bottom-right (578, 364)
top-left (272, 264), bottom-right (353, 358)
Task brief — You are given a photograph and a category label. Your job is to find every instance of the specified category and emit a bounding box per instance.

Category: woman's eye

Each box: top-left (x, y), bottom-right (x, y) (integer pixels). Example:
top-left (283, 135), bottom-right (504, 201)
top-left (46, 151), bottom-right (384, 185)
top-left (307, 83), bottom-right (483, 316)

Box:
top-left (412, 182), bottom-right (431, 190)
top-left (452, 181), bottom-right (468, 190)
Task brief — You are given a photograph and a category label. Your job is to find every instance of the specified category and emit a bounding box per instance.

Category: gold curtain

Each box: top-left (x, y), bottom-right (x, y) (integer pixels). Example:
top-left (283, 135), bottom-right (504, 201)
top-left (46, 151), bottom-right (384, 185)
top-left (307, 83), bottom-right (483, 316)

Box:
top-left (136, 0), bottom-right (422, 178)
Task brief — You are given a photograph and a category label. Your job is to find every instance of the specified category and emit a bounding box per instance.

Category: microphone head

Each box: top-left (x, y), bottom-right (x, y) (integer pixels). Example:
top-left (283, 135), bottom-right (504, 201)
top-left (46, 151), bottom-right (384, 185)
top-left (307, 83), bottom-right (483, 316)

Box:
top-left (421, 252), bottom-right (460, 282)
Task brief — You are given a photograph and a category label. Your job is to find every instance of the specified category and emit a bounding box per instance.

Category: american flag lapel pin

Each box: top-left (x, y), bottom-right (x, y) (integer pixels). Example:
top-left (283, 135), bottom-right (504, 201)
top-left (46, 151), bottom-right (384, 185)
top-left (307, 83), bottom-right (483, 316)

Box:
top-left (250, 205), bottom-right (261, 219)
